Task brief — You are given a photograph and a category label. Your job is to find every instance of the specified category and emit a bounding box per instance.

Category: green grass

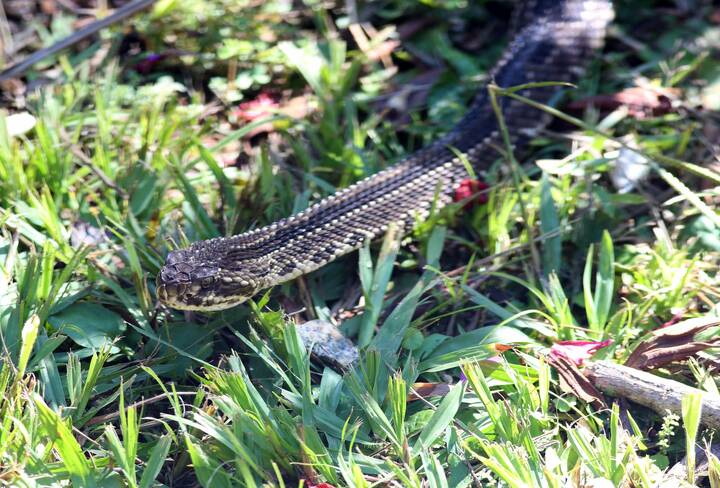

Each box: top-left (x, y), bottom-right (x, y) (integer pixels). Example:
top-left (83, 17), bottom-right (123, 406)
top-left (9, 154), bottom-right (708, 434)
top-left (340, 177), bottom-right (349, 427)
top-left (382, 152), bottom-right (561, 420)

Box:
top-left (2, 0), bottom-right (720, 486)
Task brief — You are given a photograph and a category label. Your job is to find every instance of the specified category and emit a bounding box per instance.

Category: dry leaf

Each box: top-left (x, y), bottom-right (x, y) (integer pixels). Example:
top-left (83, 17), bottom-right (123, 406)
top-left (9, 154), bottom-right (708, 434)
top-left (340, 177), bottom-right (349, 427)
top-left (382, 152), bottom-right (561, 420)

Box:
top-left (547, 354), bottom-right (607, 409)
top-left (567, 86), bottom-right (680, 119)
top-left (409, 382), bottom-right (451, 401)
top-left (625, 317), bottom-right (720, 370)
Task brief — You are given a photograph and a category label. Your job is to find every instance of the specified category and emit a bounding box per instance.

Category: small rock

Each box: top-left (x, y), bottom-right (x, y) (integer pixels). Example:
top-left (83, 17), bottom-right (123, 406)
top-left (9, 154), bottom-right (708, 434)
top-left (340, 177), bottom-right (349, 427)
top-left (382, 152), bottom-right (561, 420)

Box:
top-left (5, 112), bottom-right (36, 137)
top-left (611, 147), bottom-right (651, 194)
top-left (70, 221), bottom-right (108, 248)
top-left (296, 320), bottom-right (358, 371)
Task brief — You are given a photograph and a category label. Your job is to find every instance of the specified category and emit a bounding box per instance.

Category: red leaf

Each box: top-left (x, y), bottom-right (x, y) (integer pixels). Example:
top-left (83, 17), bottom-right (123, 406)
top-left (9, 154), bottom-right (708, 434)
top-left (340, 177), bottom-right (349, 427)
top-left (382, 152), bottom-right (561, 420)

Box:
top-left (454, 179), bottom-right (489, 208)
top-left (235, 92), bottom-right (279, 122)
top-left (549, 339), bottom-right (612, 367)
top-left (233, 94), bottom-right (313, 137)
top-left (660, 310), bottom-right (685, 328)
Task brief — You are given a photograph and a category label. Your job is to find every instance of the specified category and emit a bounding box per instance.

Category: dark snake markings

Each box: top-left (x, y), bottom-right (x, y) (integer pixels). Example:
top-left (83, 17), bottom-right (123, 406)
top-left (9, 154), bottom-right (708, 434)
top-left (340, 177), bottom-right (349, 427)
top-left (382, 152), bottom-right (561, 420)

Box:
top-left (157, 0), bottom-right (615, 311)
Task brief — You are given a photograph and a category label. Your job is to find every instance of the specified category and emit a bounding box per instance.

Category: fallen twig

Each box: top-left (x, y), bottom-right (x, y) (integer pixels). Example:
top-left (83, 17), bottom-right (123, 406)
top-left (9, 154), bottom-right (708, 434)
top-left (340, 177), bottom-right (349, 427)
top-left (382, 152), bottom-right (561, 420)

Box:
top-left (0, 0), bottom-right (156, 82)
top-left (585, 360), bottom-right (720, 429)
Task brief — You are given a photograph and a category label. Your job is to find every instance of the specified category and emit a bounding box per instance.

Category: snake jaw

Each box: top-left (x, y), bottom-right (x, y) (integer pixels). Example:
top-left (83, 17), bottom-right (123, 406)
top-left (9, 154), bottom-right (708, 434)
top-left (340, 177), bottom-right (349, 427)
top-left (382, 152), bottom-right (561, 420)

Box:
top-left (157, 254), bottom-right (260, 310)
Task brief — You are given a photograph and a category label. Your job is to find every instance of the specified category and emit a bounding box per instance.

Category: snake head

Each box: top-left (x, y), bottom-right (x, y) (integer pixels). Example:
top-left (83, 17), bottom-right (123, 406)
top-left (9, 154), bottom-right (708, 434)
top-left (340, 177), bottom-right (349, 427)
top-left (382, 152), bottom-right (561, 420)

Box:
top-left (156, 248), bottom-right (259, 311)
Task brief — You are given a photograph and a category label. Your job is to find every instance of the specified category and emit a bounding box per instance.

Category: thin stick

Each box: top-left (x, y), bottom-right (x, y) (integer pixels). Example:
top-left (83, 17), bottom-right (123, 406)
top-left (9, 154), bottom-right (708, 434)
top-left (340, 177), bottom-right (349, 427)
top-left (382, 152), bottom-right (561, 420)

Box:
top-left (58, 128), bottom-right (128, 199)
top-left (0, 0), bottom-right (156, 82)
top-left (0, 0), bottom-right (12, 61)
top-left (85, 390), bottom-right (198, 426)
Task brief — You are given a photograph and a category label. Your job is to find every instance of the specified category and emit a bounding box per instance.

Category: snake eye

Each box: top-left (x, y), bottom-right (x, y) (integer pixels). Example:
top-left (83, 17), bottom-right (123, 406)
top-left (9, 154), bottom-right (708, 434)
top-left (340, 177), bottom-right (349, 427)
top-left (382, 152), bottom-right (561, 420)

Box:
top-left (201, 277), bottom-right (214, 288)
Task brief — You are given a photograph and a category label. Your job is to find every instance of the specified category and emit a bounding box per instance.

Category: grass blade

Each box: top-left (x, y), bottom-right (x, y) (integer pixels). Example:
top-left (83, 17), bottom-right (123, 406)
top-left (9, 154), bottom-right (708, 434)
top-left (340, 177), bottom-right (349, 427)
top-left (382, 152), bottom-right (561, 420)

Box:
top-left (682, 392), bottom-right (703, 485)
top-left (583, 243), bottom-right (599, 334)
top-left (413, 381), bottom-right (465, 452)
top-left (17, 314), bottom-right (40, 379)
top-left (358, 225), bottom-right (400, 348)
top-left (594, 230), bottom-right (615, 331)
top-left (139, 435), bottom-right (172, 488)
top-left (421, 448), bottom-right (449, 488)
top-left (371, 276), bottom-right (426, 359)
top-left (539, 174), bottom-right (561, 276)
top-left (33, 394), bottom-right (95, 487)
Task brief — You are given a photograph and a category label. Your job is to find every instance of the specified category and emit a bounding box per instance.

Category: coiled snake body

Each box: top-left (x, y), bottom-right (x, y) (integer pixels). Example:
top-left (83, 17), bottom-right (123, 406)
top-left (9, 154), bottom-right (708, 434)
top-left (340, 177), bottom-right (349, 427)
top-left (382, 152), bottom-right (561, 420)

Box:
top-left (157, 0), bottom-right (614, 311)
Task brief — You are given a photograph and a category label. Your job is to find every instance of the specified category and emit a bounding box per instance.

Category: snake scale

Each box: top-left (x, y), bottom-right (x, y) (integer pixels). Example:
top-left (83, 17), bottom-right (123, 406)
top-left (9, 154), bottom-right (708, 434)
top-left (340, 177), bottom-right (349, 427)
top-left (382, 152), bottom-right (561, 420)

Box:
top-left (157, 0), bottom-right (614, 311)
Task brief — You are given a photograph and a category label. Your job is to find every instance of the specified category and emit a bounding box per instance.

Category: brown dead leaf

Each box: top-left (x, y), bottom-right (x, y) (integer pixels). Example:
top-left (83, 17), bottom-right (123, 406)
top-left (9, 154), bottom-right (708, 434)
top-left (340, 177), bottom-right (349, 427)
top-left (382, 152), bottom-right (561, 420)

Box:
top-left (235, 93), bottom-right (278, 123)
top-left (567, 86), bottom-right (680, 119)
top-left (40, 0), bottom-right (57, 14)
top-left (348, 23), bottom-right (398, 68)
top-left (279, 94), bottom-right (313, 120)
top-left (409, 382), bottom-right (451, 402)
top-left (0, 78), bottom-right (25, 97)
top-left (625, 317), bottom-right (720, 370)
top-left (711, 9), bottom-right (720, 24)
top-left (547, 354), bottom-right (607, 410)
top-left (549, 339), bottom-right (612, 367)
top-left (408, 382), bottom-right (452, 402)
top-left (198, 134), bottom-right (241, 167)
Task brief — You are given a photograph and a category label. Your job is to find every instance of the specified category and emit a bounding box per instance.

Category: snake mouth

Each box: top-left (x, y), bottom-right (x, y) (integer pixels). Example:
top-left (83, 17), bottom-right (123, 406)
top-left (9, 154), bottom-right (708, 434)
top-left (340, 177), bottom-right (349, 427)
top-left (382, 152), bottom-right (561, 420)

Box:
top-left (156, 274), bottom-right (255, 311)
top-left (156, 285), bottom-right (250, 311)
top-left (156, 281), bottom-right (204, 310)
top-left (156, 282), bottom-right (190, 304)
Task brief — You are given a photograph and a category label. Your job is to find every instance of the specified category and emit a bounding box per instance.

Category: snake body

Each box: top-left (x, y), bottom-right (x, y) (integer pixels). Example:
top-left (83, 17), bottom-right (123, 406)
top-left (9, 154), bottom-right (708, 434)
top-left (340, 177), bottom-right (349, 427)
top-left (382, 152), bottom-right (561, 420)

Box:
top-left (157, 0), bottom-right (614, 311)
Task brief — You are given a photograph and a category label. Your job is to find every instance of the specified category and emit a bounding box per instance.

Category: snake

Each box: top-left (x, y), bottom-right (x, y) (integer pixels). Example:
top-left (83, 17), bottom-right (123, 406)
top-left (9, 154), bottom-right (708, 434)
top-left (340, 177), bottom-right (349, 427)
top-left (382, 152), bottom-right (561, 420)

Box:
top-left (157, 0), bottom-right (614, 311)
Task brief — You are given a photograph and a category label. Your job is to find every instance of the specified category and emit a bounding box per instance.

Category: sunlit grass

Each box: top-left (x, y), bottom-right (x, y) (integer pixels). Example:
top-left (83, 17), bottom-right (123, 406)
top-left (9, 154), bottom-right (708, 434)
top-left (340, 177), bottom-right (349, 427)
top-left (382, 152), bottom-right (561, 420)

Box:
top-left (1, 0), bottom-right (720, 485)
